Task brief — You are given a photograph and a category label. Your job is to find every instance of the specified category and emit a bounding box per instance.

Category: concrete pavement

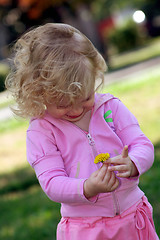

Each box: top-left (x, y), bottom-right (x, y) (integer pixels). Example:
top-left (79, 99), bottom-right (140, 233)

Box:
top-left (104, 56), bottom-right (160, 85)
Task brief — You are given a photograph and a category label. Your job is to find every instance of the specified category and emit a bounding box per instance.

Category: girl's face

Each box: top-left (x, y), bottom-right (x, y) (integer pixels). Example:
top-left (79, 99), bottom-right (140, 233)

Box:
top-left (46, 93), bottom-right (95, 122)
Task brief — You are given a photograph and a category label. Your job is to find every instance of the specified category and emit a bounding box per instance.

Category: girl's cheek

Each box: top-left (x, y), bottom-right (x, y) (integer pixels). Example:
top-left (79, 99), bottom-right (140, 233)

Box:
top-left (86, 102), bottom-right (94, 110)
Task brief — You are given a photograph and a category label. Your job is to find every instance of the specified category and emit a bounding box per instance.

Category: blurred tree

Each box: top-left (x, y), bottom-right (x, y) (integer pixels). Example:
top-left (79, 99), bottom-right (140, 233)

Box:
top-left (107, 20), bottom-right (146, 53)
top-left (142, 0), bottom-right (160, 37)
top-left (0, 0), bottom-right (158, 63)
top-left (0, 0), bottom-right (109, 60)
top-left (90, 0), bottom-right (147, 21)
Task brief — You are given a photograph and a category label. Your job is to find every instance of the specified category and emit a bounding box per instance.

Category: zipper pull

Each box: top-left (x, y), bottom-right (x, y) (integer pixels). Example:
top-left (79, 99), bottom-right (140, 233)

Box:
top-left (87, 133), bottom-right (95, 146)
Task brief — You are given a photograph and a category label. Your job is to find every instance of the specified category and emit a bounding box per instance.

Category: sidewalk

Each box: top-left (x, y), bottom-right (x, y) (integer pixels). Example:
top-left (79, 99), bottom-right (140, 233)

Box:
top-left (0, 56), bottom-right (160, 121)
top-left (104, 56), bottom-right (160, 85)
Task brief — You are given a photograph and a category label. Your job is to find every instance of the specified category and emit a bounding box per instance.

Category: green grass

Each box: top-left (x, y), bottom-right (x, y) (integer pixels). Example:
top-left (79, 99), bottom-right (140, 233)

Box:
top-left (0, 118), bottom-right (28, 133)
top-left (0, 69), bottom-right (160, 239)
top-left (102, 69), bottom-right (160, 143)
top-left (0, 63), bottom-right (9, 73)
top-left (0, 64), bottom-right (9, 92)
top-left (0, 185), bottom-right (61, 240)
top-left (0, 167), bottom-right (61, 240)
top-left (0, 167), bottom-right (38, 195)
top-left (0, 99), bottom-right (14, 109)
top-left (109, 37), bottom-right (160, 70)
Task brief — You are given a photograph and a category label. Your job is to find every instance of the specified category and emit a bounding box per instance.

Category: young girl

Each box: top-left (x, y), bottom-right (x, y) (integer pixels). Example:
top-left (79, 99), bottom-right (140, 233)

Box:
top-left (6, 23), bottom-right (159, 240)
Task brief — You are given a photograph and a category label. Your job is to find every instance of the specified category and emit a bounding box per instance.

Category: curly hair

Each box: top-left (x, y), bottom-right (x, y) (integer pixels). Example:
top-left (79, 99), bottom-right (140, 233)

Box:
top-left (5, 23), bottom-right (107, 118)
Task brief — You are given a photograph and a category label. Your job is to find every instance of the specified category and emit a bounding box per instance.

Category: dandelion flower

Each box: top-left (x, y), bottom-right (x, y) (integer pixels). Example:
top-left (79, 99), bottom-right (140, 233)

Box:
top-left (94, 153), bottom-right (110, 164)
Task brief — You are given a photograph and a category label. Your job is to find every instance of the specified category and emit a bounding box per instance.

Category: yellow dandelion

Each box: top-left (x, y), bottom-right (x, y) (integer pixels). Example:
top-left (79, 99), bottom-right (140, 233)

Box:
top-left (94, 153), bottom-right (110, 164)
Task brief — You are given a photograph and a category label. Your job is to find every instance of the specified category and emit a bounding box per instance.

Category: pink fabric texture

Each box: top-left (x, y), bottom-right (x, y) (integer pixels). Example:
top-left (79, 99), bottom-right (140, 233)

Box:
top-left (26, 93), bottom-right (154, 218)
top-left (57, 196), bottom-right (159, 240)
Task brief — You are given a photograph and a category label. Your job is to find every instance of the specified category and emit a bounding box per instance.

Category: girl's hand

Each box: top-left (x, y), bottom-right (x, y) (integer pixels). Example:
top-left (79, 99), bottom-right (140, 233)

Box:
top-left (83, 164), bottom-right (119, 199)
top-left (107, 145), bottom-right (139, 178)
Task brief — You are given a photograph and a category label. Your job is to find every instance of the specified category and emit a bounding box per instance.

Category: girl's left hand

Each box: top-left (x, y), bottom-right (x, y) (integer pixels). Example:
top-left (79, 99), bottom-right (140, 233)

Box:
top-left (107, 145), bottom-right (139, 178)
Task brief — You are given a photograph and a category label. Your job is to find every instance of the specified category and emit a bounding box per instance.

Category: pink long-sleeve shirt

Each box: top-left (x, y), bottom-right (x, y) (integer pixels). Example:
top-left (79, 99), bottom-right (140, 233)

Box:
top-left (26, 93), bottom-right (154, 217)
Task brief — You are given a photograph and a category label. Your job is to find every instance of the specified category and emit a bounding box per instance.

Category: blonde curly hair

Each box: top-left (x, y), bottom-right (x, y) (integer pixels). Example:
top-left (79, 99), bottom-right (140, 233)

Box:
top-left (5, 23), bottom-right (107, 118)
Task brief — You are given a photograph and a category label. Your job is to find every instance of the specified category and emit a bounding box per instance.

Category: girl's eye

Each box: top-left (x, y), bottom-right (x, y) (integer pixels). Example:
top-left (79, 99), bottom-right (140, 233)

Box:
top-left (86, 96), bottom-right (91, 101)
top-left (85, 94), bottom-right (94, 102)
top-left (84, 95), bottom-right (92, 102)
top-left (57, 106), bottom-right (67, 109)
top-left (57, 105), bottom-right (70, 109)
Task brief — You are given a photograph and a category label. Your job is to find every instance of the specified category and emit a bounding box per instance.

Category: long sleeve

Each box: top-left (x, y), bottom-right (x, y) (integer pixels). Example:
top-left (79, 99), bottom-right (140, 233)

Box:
top-left (26, 129), bottom-right (88, 204)
top-left (118, 125), bottom-right (154, 175)
top-left (110, 99), bottom-right (154, 175)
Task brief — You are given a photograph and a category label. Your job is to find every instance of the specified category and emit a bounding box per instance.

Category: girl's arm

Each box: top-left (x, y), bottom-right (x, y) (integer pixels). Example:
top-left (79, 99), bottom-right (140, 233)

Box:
top-left (107, 99), bottom-right (154, 177)
top-left (27, 130), bottom-right (119, 203)
top-left (27, 129), bottom-right (89, 204)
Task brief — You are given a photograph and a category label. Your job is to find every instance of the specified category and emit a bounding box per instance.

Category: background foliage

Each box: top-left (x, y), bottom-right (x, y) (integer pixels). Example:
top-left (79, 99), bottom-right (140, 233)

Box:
top-left (0, 0), bottom-right (160, 239)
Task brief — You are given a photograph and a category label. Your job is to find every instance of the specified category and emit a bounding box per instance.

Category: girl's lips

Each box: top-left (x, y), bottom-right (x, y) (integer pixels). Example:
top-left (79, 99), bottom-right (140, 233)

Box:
top-left (66, 112), bottom-right (84, 119)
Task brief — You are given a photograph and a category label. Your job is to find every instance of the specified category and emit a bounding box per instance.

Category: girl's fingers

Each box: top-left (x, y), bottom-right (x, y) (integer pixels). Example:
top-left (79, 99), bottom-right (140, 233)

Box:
top-left (104, 169), bottom-right (117, 187)
top-left (107, 156), bottom-right (126, 166)
top-left (116, 171), bottom-right (130, 178)
top-left (107, 171), bottom-right (119, 191)
top-left (108, 165), bottom-right (126, 172)
top-left (108, 171), bottom-right (116, 185)
top-left (107, 155), bottom-right (120, 164)
top-left (108, 154), bottom-right (127, 165)
top-left (110, 178), bottom-right (119, 191)
top-left (103, 167), bottom-right (112, 182)
top-left (122, 145), bottom-right (128, 158)
top-left (97, 164), bottom-right (108, 180)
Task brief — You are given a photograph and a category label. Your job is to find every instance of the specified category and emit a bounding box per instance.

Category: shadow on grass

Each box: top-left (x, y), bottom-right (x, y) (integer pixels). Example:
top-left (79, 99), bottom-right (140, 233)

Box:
top-left (0, 185), bottom-right (61, 240)
top-left (0, 141), bottom-right (160, 239)
top-left (0, 167), bottom-right (39, 195)
top-left (0, 167), bottom-right (61, 240)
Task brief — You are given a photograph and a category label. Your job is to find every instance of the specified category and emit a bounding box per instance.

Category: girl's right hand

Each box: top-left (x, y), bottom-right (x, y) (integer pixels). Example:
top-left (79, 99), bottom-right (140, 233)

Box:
top-left (83, 164), bottom-right (119, 199)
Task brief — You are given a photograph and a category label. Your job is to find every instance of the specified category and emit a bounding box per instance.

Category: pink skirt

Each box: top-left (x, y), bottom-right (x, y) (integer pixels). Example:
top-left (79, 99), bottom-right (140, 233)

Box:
top-left (57, 196), bottom-right (159, 240)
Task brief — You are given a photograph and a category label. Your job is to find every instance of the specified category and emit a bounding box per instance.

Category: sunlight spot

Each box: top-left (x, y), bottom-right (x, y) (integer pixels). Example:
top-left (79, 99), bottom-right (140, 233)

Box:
top-left (133, 10), bottom-right (146, 23)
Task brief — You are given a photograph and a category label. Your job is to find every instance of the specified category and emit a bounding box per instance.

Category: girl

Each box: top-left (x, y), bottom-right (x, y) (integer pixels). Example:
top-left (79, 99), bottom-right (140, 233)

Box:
top-left (5, 23), bottom-right (159, 240)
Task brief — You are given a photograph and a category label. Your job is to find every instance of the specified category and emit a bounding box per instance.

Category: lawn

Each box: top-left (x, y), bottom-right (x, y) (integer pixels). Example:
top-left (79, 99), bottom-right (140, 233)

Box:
top-left (0, 70), bottom-right (160, 239)
top-left (109, 37), bottom-right (160, 70)
top-left (103, 67), bottom-right (160, 144)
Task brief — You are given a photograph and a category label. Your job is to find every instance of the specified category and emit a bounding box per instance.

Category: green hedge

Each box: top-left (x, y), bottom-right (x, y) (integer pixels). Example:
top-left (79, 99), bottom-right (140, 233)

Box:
top-left (0, 64), bottom-right (9, 93)
top-left (108, 21), bottom-right (146, 53)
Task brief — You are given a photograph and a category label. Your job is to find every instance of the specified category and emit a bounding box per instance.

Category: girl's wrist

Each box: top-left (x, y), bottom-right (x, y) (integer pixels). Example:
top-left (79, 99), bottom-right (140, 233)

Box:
top-left (83, 179), bottom-right (96, 199)
top-left (130, 161), bottom-right (139, 177)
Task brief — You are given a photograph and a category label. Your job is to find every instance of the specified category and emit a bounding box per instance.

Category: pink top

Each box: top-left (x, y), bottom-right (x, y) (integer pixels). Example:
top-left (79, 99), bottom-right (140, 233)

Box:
top-left (26, 93), bottom-right (154, 217)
